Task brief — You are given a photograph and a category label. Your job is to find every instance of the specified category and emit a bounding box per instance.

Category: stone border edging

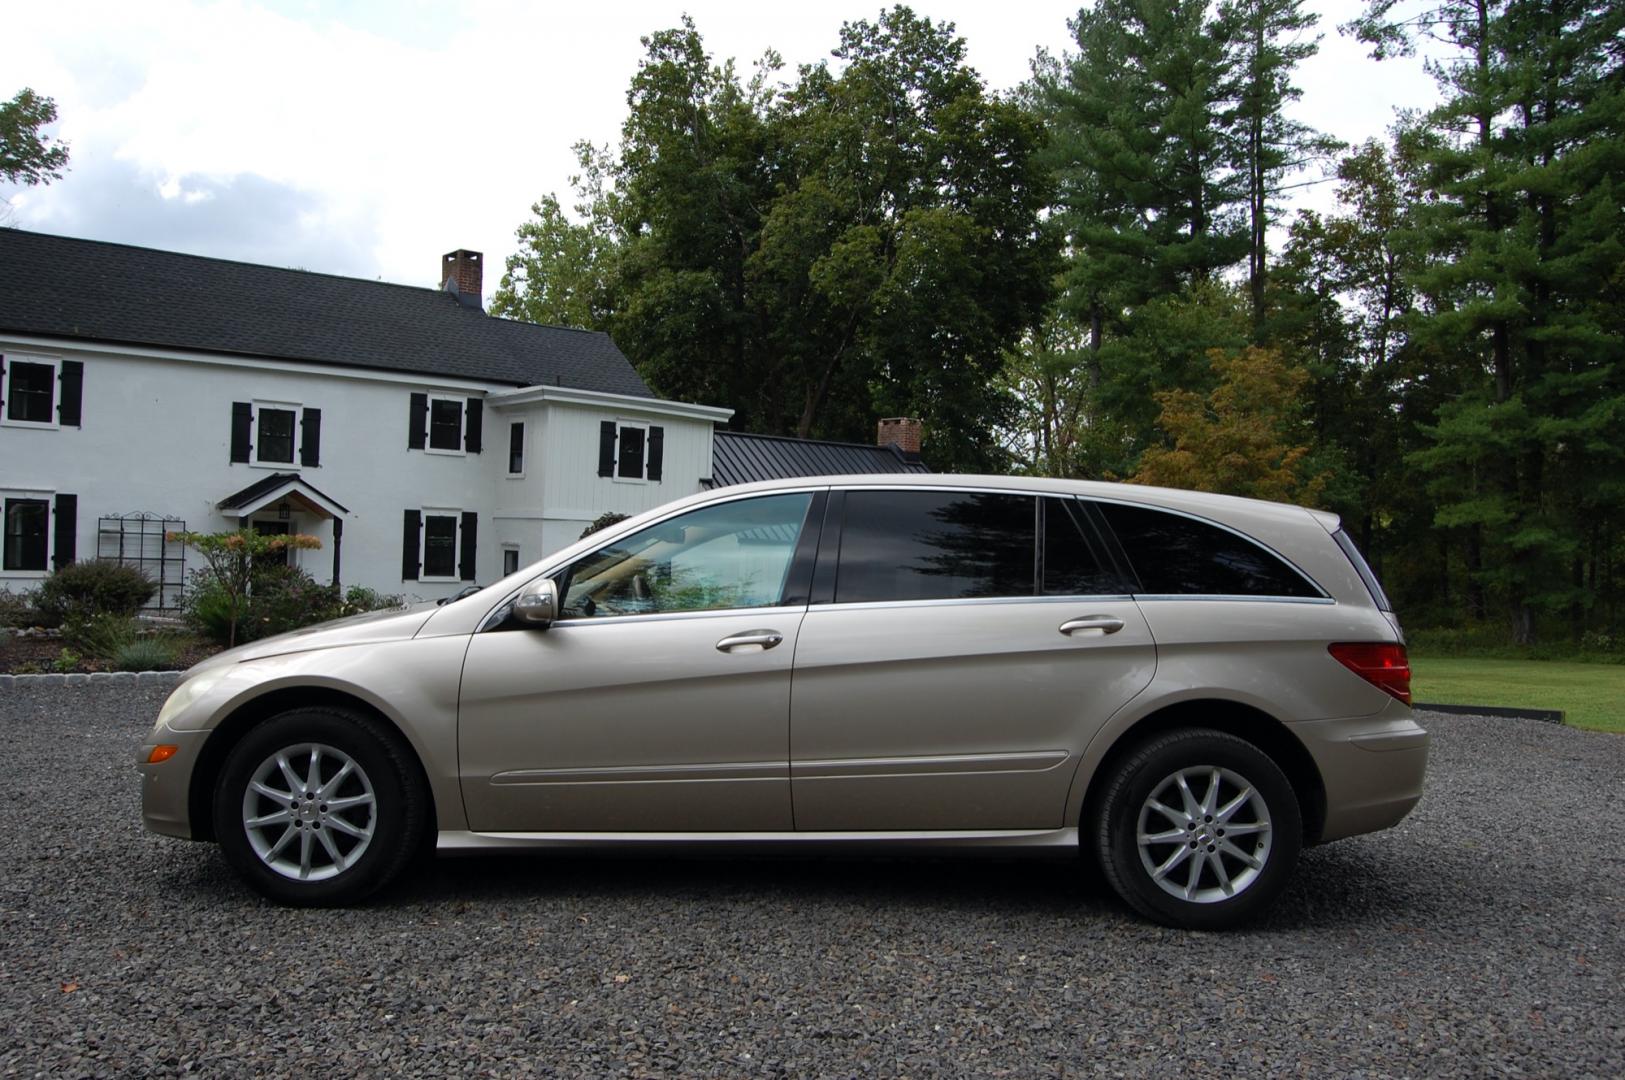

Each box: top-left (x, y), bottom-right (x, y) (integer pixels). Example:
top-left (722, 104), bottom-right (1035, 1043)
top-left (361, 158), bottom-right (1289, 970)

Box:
top-left (1414, 701), bottom-right (1566, 725)
top-left (0, 671), bottom-right (186, 689)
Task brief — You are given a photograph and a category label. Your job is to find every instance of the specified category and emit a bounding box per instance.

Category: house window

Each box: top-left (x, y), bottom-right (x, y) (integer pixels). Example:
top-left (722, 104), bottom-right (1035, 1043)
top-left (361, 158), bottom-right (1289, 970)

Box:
top-left (508, 422), bottom-right (525, 475)
top-left (408, 393), bottom-right (482, 454)
top-left (3, 498), bottom-right (49, 572)
top-left (4, 358), bottom-right (58, 425)
top-left (597, 420), bottom-right (665, 482)
top-left (421, 515), bottom-right (457, 578)
top-left (257, 407), bottom-right (297, 464)
top-left (402, 509), bottom-right (476, 582)
top-left (231, 402), bottom-right (320, 467)
top-left (503, 547), bottom-right (520, 576)
top-left (429, 398), bottom-right (463, 452)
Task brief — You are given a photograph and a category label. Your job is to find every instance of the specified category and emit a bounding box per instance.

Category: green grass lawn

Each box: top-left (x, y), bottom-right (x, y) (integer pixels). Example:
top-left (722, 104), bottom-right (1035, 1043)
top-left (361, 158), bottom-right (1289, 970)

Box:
top-left (1410, 656), bottom-right (1625, 733)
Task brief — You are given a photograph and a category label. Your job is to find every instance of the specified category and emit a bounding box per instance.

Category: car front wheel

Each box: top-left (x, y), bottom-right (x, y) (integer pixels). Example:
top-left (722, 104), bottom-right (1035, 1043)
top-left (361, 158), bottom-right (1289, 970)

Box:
top-left (213, 707), bottom-right (427, 906)
top-left (1093, 728), bottom-right (1302, 930)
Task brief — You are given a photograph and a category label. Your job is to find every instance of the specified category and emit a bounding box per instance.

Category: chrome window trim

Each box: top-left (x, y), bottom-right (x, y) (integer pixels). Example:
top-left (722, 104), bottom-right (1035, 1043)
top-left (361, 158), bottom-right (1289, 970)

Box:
top-left (814, 593), bottom-right (1135, 612)
top-left (1082, 493), bottom-right (1330, 601)
top-left (1132, 594), bottom-right (1336, 606)
top-left (546, 603), bottom-right (810, 630)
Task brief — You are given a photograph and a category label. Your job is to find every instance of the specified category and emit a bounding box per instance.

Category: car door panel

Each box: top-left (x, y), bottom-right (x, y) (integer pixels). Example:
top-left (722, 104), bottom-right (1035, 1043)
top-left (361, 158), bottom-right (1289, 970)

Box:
top-left (790, 599), bottom-right (1154, 829)
top-left (459, 608), bottom-right (804, 832)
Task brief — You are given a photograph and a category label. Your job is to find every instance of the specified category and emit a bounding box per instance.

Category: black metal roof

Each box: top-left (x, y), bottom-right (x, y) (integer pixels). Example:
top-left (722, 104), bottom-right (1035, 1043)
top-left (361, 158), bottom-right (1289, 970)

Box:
top-left (218, 472), bottom-right (350, 514)
top-left (0, 230), bottom-right (652, 396)
top-left (710, 431), bottom-right (930, 488)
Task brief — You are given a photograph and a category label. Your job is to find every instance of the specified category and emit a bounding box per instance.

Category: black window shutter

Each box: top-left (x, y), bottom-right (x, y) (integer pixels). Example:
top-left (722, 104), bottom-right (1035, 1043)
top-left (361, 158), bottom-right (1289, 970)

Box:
top-left (300, 407), bottom-right (322, 467)
top-left (58, 361), bottom-right (83, 427)
top-left (648, 425), bottom-right (665, 482)
top-left (402, 510), bottom-right (421, 580)
top-left (597, 420), bottom-right (617, 477)
top-left (408, 393), bottom-right (428, 449)
top-left (459, 512), bottom-right (478, 581)
top-left (465, 397), bottom-right (483, 453)
top-left (230, 402), bottom-right (253, 462)
top-left (0, 355), bottom-right (6, 412)
top-left (52, 494), bottom-right (77, 570)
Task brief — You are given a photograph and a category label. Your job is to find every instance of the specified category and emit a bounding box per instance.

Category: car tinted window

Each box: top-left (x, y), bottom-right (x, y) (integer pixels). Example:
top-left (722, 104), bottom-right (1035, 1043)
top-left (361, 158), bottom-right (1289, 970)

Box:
top-left (837, 490), bottom-right (1035, 603)
top-left (1042, 497), bottom-right (1123, 595)
top-left (562, 493), bottom-right (813, 618)
top-left (1095, 501), bottom-right (1320, 598)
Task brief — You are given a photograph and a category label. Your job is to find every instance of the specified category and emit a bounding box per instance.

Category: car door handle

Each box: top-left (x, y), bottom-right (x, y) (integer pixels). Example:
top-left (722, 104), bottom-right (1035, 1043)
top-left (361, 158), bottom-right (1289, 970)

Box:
top-left (715, 630), bottom-right (784, 653)
top-left (1059, 615), bottom-right (1125, 636)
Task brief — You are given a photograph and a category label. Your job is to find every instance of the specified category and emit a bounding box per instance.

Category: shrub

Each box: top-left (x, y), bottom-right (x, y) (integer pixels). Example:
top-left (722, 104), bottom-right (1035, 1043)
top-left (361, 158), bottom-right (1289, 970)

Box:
top-left (51, 648), bottom-right (82, 674)
top-left (168, 529), bottom-right (321, 646)
top-left (0, 588), bottom-right (39, 628)
top-left (183, 572), bottom-right (238, 648)
top-left (243, 565), bottom-right (342, 640)
top-left (63, 613), bottom-right (138, 658)
top-left (34, 562), bottom-right (156, 626)
top-left (580, 512), bottom-right (630, 539)
top-left (111, 637), bottom-right (185, 672)
top-left (338, 585), bottom-right (404, 616)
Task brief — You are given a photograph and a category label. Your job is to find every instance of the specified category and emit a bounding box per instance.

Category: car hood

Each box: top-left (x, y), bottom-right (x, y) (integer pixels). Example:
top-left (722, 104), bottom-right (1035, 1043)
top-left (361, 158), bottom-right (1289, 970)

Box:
top-left (187, 602), bottom-right (441, 672)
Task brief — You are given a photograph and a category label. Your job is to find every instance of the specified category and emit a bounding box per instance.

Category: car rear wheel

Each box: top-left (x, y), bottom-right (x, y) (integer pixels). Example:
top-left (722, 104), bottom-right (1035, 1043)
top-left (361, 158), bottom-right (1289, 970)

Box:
top-left (1093, 728), bottom-right (1302, 930)
top-left (213, 707), bottom-right (427, 906)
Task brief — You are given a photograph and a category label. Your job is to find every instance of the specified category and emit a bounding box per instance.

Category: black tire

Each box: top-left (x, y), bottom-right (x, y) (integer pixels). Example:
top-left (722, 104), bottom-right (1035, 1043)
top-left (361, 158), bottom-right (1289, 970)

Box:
top-left (1092, 728), bottom-right (1302, 930)
top-left (213, 707), bottom-right (428, 906)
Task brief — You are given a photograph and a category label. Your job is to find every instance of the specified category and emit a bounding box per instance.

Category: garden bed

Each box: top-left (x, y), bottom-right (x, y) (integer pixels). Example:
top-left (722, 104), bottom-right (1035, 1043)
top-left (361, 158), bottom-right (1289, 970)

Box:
top-left (0, 629), bottom-right (221, 675)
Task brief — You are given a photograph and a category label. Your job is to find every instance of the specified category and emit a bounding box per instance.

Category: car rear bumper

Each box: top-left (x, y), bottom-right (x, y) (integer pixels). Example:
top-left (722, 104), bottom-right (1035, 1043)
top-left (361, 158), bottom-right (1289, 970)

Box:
top-left (1294, 703), bottom-right (1429, 843)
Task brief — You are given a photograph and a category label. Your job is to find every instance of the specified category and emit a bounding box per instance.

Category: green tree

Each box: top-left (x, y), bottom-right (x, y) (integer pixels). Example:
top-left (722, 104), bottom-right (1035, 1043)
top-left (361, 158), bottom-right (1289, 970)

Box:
top-left (1352, 0), bottom-right (1625, 643)
top-left (500, 8), bottom-right (1056, 470)
top-left (491, 171), bottom-right (617, 330)
top-left (0, 88), bottom-right (70, 187)
top-left (1217, 0), bottom-right (1343, 336)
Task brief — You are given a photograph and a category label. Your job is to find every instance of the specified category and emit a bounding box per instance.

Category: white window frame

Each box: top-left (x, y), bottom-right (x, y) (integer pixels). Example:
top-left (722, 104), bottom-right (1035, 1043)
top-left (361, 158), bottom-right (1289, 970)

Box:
top-left (502, 544), bottom-right (521, 576)
top-left (250, 399), bottom-right (303, 469)
top-left (419, 506), bottom-right (463, 582)
top-left (506, 420), bottom-right (526, 478)
top-left (425, 395), bottom-right (466, 457)
top-left (2, 354), bottom-right (61, 431)
top-left (611, 419), bottom-right (650, 484)
top-left (1, 486), bottom-right (55, 579)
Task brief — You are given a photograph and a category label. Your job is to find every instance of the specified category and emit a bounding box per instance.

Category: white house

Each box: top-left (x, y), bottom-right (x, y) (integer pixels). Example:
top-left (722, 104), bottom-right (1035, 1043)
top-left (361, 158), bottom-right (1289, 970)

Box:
top-left (0, 231), bottom-right (733, 605)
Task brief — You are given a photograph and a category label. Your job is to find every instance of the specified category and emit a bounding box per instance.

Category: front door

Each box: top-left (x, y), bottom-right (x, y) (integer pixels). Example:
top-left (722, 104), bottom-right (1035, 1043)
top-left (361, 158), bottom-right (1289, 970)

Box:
top-left (790, 489), bottom-right (1156, 831)
top-left (457, 491), bottom-right (822, 833)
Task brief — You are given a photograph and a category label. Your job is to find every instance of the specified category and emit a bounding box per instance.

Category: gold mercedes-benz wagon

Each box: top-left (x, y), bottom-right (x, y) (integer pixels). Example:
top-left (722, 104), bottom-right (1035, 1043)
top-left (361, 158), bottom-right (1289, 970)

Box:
top-left (140, 475), bottom-right (1426, 929)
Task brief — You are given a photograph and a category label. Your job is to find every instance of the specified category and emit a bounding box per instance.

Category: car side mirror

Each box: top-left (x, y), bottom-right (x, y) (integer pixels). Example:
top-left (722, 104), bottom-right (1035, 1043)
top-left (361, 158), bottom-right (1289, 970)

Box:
top-left (512, 578), bottom-right (560, 629)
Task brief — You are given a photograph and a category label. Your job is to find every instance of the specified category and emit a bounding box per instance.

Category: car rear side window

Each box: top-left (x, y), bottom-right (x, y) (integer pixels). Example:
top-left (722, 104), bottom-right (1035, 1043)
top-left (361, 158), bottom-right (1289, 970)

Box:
top-left (1095, 501), bottom-right (1320, 599)
top-left (837, 490), bottom-right (1035, 603)
top-left (1042, 497), bottom-right (1123, 596)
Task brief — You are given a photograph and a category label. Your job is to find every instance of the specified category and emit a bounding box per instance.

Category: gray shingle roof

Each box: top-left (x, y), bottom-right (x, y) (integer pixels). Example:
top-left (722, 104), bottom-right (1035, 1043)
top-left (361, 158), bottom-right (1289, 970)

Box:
top-left (711, 431), bottom-right (930, 488)
top-left (218, 472), bottom-right (350, 514)
top-left (0, 230), bottom-right (651, 396)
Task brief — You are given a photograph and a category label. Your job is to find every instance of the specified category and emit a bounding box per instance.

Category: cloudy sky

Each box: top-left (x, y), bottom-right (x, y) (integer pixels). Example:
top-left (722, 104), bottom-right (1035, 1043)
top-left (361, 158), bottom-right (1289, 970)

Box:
top-left (4, 1), bottom-right (1440, 302)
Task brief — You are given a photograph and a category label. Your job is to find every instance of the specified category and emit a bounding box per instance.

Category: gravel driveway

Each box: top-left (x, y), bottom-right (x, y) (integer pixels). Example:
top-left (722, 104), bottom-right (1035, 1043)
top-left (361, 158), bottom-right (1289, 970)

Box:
top-left (2, 683), bottom-right (1621, 1078)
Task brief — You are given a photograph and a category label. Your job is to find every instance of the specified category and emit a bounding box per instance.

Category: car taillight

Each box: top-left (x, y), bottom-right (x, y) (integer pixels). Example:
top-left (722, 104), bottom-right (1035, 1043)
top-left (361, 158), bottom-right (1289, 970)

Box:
top-left (1329, 642), bottom-right (1411, 705)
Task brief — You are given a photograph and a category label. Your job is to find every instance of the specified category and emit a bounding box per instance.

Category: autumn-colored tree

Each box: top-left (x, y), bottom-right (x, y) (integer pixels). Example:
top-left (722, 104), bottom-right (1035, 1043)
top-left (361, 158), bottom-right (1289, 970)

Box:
top-left (169, 529), bottom-right (322, 647)
top-left (1130, 345), bottom-right (1323, 503)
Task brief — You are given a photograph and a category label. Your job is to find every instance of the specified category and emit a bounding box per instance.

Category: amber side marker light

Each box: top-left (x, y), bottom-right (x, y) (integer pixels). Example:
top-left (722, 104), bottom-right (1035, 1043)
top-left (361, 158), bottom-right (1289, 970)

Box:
top-left (1328, 642), bottom-right (1412, 706)
top-left (147, 745), bottom-right (180, 764)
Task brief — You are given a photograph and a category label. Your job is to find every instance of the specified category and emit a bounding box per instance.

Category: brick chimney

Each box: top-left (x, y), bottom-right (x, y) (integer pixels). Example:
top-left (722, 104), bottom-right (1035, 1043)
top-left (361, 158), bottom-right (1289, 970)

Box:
top-left (442, 249), bottom-right (483, 309)
top-left (877, 417), bottom-right (923, 458)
